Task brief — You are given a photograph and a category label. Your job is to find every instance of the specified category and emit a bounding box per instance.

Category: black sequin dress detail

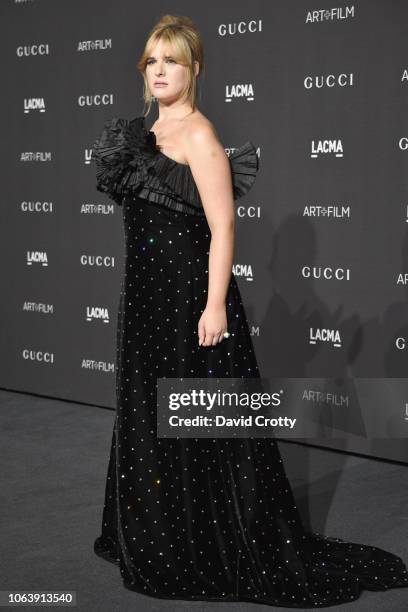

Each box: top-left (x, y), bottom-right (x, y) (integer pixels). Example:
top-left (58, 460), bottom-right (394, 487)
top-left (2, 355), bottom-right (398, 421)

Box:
top-left (91, 115), bottom-right (408, 607)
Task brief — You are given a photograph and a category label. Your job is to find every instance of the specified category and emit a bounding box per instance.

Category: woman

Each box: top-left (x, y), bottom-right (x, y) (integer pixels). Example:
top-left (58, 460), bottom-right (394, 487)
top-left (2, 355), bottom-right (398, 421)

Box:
top-left (91, 14), bottom-right (408, 607)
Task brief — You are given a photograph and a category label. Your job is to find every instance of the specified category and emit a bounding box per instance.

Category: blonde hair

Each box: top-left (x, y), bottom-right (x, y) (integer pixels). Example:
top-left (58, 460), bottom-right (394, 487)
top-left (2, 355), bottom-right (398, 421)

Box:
top-left (137, 14), bottom-right (204, 116)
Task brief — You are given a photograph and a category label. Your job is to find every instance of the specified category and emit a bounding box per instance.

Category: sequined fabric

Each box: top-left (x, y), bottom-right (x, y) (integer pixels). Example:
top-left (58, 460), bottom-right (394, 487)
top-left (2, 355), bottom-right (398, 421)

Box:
top-left (91, 119), bottom-right (408, 607)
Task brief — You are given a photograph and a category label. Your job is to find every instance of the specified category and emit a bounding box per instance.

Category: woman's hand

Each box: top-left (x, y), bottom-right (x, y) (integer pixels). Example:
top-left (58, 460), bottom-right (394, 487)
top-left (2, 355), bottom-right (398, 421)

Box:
top-left (198, 303), bottom-right (228, 346)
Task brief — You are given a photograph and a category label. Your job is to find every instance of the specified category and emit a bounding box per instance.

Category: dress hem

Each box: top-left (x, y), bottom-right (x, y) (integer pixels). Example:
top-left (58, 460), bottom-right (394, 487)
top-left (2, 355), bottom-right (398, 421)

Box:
top-left (94, 537), bottom-right (408, 609)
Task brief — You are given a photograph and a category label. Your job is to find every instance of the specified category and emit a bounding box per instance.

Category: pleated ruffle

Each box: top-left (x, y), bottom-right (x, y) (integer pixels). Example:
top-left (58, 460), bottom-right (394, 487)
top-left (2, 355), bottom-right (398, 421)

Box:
top-left (91, 115), bottom-right (259, 215)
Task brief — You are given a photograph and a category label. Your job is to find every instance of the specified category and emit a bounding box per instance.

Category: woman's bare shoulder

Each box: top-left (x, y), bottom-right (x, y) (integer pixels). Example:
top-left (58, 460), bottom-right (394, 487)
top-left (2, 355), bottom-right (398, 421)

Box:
top-left (182, 111), bottom-right (220, 147)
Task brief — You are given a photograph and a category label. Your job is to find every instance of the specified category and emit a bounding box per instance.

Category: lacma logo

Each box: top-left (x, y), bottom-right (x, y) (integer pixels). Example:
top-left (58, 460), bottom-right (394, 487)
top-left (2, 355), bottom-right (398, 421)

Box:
top-left (311, 139), bottom-right (344, 158)
top-left (232, 263), bottom-right (253, 281)
top-left (24, 98), bottom-right (45, 113)
top-left (309, 327), bottom-right (342, 348)
top-left (86, 306), bottom-right (110, 323)
top-left (27, 251), bottom-right (48, 266)
top-left (225, 83), bottom-right (254, 103)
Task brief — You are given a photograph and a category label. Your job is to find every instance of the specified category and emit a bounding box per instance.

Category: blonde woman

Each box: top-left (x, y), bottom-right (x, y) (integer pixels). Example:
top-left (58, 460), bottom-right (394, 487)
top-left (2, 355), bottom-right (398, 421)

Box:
top-left (91, 14), bottom-right (408, 607)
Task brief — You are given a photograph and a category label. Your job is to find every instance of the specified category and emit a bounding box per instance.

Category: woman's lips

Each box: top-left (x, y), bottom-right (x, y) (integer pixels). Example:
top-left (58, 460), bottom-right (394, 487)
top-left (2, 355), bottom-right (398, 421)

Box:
top-left (154, 83), bottom-right (168, 87)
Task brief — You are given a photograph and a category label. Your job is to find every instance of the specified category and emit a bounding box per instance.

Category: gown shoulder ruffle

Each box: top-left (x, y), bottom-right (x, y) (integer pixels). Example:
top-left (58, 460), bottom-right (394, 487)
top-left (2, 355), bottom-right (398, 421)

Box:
top-left (91, 115), bottom-right (259, 216)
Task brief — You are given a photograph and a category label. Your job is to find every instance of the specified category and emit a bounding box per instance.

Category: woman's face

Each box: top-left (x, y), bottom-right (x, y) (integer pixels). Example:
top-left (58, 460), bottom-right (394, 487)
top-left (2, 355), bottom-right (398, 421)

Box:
top-left (145, 39), bottom-right (189, 104)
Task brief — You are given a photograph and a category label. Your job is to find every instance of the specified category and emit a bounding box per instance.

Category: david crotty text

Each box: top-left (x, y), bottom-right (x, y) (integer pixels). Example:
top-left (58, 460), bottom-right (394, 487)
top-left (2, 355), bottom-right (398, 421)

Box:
top-left (168, 415), bottom-right (297, 429)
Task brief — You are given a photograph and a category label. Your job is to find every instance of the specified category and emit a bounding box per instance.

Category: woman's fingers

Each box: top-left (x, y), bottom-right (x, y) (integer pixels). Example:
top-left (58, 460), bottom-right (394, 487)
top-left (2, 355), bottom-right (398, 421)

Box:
top-left (198, 319), bottom-right (206, 346)
top-left (212, 332), bottom-right (223, 346)
top-left (199, 328), bottom-right (227, 346)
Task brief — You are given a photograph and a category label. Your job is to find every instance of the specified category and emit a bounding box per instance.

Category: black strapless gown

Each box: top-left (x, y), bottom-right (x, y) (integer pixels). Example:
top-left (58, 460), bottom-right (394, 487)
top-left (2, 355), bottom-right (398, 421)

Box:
top-left (90, 116), bottom-right (408, 607)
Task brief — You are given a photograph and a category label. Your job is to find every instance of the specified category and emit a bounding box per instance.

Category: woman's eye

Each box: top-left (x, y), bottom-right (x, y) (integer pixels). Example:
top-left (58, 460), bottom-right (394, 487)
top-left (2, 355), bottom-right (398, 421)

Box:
top-left (146, 58), bottom-right (176, 65)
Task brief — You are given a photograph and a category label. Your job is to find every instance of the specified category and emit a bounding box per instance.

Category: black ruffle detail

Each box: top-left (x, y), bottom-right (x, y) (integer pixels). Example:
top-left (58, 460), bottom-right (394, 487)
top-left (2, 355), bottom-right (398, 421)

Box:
top-left (91, 116), bottom-right (157, 206)
top-left (136, 186), bottom-right (207, 216)
top-left (91, 115), bottom-right (259, 215)
top-left (228, 141), bottom-right (259, 200)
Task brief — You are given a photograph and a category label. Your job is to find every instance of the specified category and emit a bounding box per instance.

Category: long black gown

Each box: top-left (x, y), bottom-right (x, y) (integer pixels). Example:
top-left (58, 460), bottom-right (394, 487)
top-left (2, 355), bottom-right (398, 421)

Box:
top-left (91, 115), bottom-right (408, 607)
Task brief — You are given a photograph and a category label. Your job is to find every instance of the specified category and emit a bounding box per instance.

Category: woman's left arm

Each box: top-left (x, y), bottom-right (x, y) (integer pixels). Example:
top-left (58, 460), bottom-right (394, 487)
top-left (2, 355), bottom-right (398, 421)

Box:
top-left (183, 122), bottom-right (236, 347)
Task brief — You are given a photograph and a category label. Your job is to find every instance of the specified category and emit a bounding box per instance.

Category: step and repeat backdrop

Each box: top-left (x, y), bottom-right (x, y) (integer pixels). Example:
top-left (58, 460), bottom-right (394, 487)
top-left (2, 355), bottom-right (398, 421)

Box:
top-left (1, 0), bottom-right (407, 462)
